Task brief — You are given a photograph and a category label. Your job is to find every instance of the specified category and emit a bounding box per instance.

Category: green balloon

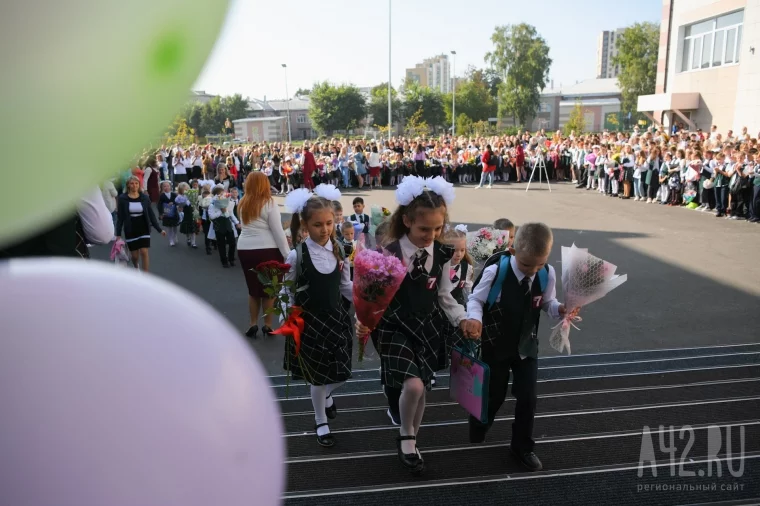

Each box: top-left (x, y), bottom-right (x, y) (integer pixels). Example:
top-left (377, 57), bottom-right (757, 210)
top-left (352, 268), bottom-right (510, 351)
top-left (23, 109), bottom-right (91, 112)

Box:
top-left (0, 0), bottom-right (229, 245)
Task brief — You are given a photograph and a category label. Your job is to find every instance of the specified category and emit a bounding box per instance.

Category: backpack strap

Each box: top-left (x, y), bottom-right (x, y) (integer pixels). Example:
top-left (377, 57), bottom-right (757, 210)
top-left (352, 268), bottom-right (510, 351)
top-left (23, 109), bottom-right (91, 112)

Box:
top-left (485, 256), bottom-right (549, 309)
top-left (486, 255), bottom-right (511, 309)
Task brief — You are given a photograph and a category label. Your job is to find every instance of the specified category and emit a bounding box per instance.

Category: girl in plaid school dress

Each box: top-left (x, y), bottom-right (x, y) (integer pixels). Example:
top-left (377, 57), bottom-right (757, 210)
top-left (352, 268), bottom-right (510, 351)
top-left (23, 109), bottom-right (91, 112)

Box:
top-left (282, 194), bottom-right (354, 448)
top-left (357, 176), bottom-right (467, 474)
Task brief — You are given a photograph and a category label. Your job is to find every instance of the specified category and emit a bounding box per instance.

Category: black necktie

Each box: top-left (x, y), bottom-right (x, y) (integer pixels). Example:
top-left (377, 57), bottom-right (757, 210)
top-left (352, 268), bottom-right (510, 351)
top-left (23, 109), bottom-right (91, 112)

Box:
top-left (521, 276), bottom-right (531, 295)
top-left (451, 264), bottom-right (460, 284)
top-left (410, 249), bottom-right (429, 279)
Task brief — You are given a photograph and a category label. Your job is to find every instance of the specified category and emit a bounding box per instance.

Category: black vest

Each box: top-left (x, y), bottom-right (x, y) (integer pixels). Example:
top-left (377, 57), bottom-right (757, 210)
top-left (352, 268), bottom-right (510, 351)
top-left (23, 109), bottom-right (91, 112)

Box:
top-left (482, 265), bottom-right (543, 360)
top-left (450, 262), bottom-right (469, 307)
top-left (0, 215), bottom-right (81, 259)
top-left (295, 244), bottom-right (341, 313)
top-left (385, 240), bottom-right (453, 317)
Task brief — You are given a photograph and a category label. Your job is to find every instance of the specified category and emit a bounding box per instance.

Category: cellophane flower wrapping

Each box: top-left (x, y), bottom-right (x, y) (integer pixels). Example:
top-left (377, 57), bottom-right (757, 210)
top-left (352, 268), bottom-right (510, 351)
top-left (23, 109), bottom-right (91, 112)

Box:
top-left (352, 239), bottom-right (407, 361)
top-left (550, 244), bottom-right (627, 355)
top-left (466, 227), bottom-right (509, 261)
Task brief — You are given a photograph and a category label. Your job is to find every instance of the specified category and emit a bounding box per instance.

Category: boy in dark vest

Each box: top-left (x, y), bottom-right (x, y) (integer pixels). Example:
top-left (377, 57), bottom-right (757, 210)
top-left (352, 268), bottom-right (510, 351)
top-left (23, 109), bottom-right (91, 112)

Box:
top-left (464, 222), bottom-right (568, 472)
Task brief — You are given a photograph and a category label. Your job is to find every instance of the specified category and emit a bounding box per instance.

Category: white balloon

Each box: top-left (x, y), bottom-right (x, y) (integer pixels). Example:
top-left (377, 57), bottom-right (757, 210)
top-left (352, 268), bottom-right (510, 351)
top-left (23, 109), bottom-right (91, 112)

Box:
top-left (0, 259), bottom-right (284, 506)
top-left (0, 0), bottom-right (229, 245)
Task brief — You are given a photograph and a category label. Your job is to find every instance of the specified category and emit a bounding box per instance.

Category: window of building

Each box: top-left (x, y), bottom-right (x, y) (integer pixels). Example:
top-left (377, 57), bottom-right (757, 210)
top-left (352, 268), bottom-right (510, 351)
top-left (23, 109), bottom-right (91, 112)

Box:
top-left (296, 114), bottom-right (307, 124)
top-left (539, 103), bottom-right (552, 113)
top-left (679, 10), bottom-right (743, 72)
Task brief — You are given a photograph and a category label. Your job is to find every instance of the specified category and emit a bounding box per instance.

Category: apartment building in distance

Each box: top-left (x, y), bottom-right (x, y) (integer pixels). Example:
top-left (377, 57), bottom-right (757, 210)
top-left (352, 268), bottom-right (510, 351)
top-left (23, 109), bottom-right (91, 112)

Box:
top-left (405, 54), bottom-right (452, 93)
top-left (638, 0), bottom-right (758, 133)
top-left (596, 29), bottom-right (625, 79)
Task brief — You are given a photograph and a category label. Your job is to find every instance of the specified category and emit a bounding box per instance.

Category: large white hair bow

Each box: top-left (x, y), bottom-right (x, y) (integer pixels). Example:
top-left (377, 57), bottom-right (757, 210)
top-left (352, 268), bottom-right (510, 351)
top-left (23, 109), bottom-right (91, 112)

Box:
top-left (284, 188), bottom-right (313, 213)
top-left (313, 183), bottom-right (342, 201)
top-left (395, 175), bottom-right (456, 207)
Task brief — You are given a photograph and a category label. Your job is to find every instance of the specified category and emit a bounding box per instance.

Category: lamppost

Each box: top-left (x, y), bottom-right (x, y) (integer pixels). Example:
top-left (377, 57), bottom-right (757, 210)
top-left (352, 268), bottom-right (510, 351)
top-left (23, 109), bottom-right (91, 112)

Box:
top-left (281, 63), bottom-right (292, 143)
top-left (451, 50), bottom-right (456, 137)
top-left (387, 0), bottom-right (392, 139)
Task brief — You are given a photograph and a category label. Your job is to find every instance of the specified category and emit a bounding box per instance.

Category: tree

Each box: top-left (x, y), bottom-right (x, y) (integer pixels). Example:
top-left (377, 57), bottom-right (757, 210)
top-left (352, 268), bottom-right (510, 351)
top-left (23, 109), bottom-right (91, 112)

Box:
top-left (485, 24), bottom-right (551, 127)
top-left (295, 87), bottom-right (311, 97)
top-left (179, 102), bottom-right (204, 135)
top-left (308, 82), bottom-right (367, 134)
top-left (563, 101), bottom-right (586, 135)
top-left (612, 22), bottom-right (660, 114)
top-left (405, 108), bottom-right (430, 138)
top-left (221, 94), bottom-right (249, 121)
top-left (164, 116), bottom-right (196, 146)
top-left (456, 113), bottom-right (474, 136)
top-left (368, 83), bottom-right (402, 127)
top-left (463, 66), bottom-right (502, 99)
top-left (200, 96), bottom-right (226, 135)
top-left (444, 75), bottom-right (496, 125)
top-left (402, 80), bottom-right (446, 131)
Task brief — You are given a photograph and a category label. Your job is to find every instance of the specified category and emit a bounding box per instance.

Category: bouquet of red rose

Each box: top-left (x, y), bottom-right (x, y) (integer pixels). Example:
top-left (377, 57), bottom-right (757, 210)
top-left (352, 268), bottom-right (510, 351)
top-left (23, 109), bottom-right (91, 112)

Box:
top-left (352, 243), bottom-right (407, 361)
top-left (254, 260), bottom-right (312, 395)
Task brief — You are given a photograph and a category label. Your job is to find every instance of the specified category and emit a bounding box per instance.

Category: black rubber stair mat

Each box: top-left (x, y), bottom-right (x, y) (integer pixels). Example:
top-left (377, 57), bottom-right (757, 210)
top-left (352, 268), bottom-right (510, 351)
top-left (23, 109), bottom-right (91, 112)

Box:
top-left (284, 455), bottom-right (760, 506)
top-left (285, 398), bottom-right (760, 459)
top-left (269, 344), bottom-right (760, 386)
top-left (277, 365), bottom-right (760, 414)
top-left (282, 380), bottom-right (760, 433)
top-left (284, 424), bottom-right (760, 493)
top-left (273, 354), bottom-right (760, 399)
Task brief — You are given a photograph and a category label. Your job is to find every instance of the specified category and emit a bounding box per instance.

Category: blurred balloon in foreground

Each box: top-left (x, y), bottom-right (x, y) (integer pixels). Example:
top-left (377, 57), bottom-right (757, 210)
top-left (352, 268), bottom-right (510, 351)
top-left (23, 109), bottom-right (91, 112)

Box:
top-left (0, 259), bottom-right (284, 506)
top-left (0, 0), bottom-right (229, 245)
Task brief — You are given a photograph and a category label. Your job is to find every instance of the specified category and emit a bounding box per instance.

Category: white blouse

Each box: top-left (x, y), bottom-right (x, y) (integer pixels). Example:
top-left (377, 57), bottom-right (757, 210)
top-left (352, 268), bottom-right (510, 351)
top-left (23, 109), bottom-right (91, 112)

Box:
top-left (283, 237), bottom-right (353, 302)
top-left (236, 200), bottom-right (290, 258)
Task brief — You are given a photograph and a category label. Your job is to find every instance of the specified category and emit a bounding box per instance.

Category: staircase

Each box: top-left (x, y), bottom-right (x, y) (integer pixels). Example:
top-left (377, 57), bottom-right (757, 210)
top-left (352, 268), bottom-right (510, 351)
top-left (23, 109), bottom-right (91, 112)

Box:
top-left (274, 344), bottom-right (760, 506)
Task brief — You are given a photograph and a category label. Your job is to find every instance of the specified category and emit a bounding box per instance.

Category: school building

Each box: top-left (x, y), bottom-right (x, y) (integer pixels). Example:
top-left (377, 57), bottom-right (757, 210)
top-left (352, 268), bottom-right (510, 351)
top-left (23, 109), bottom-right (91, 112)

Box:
top-left (637, 0), bottom-right (759, 134)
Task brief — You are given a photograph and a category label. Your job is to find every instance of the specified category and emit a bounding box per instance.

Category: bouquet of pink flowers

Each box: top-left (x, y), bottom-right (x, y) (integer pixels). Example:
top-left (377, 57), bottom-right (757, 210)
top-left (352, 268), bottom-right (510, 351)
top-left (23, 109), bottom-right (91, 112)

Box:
top-left (467, 227), bottom-right (509, 261)
top-left (550, 244), bottom-right (627, 355)
top-left (352, 243), bottom-right (407, 361)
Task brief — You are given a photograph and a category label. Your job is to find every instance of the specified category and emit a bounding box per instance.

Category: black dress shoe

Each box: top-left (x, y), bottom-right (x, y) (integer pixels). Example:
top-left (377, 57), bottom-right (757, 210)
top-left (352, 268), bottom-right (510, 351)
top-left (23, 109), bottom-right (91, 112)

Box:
top-left (325, 396), bottom-right (337, 419)
top-left (396, 435), bottom-right (424, 474)
top-left (222, 263), bottom-right (230, 268)
top-left (468, 416), bottom-right (488, 444)
top-left (387, 408), bottom-right (400, 426)
top-left (245, 325), bottom-right (258, 338)
top-left (229, 260), bottom-right (236, 267)
top-left (509, 446), bottom-right (543, 472)
top-left (315, 423), bottom-right (335, 447)
top-left (206, 248), bottom-right (212, 255)
top-left (261, 326), bottom-right (274, 336)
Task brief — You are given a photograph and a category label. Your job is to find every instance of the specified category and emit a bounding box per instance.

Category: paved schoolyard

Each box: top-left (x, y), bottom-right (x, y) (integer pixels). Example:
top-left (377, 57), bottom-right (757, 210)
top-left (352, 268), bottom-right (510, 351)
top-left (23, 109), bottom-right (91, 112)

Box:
top-left (91, 180), bottom-right (760, 375)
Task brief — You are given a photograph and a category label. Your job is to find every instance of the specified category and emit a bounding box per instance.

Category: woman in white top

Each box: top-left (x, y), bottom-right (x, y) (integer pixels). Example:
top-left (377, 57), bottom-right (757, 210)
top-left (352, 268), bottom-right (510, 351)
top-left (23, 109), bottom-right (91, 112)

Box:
top-left (173, 150), bottom-right (188, 185)
top-left (367, 145), bottom-right (383, 189)
top-left (236, 172), bottom-right (291, 338)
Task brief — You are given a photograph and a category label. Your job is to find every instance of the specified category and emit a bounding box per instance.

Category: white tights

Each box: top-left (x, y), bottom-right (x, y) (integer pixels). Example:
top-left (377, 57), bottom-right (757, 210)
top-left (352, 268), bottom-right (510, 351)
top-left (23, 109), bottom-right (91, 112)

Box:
top-left (398, 377), bottom-right (426, 454)
top-left (311, 382), bottom-right (345, 436)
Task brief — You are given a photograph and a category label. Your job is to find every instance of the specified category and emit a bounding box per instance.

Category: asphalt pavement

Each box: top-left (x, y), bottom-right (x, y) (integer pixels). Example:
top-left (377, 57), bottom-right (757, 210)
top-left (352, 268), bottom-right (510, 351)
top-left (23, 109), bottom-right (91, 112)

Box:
top-left (90, 180), bottom-right (760, 375)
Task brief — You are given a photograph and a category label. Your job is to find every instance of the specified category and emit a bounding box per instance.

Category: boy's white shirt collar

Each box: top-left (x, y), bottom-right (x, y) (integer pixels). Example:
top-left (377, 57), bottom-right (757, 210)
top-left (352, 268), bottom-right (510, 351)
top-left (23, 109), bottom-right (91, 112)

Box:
top-left (509, 255), bottom-right (536, 284)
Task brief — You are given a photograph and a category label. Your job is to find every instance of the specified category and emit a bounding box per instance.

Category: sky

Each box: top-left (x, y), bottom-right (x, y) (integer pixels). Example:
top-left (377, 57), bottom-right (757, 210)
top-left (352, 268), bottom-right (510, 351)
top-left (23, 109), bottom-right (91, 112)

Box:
top-left (194, 0), bottom-right (662, 100)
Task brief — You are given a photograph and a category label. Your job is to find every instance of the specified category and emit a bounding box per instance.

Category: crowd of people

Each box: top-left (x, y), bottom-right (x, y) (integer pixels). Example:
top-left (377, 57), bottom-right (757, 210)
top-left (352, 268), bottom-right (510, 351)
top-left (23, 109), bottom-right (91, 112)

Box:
top-left (131, 123), bottom-right (759, 223)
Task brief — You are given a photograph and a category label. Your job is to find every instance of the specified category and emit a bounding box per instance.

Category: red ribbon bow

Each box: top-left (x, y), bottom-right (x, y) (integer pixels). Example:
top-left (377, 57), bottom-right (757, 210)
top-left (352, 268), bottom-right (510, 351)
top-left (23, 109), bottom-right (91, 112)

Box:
top-left (272, 306), bottom-right (305, 356)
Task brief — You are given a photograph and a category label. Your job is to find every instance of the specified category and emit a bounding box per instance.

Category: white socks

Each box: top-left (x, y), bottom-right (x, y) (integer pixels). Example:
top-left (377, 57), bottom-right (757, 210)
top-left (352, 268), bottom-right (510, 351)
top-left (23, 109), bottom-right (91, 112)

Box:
top-left (398, 378), bottom-right (426, 454)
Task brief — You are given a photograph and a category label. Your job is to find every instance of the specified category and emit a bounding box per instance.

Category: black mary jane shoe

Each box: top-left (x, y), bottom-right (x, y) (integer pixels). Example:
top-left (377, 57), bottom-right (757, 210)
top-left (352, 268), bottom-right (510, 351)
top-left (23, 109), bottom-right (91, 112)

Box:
top-left (396, 435), bottom-right (424, 474)
top-left (261, 325), bottom-right (274, 336)
top-left (315, 423), bottom-right (335, 447)
top-left (245, 325), bottom-right (258, 338)
top-left (325, 395), bottom-right (337, 419)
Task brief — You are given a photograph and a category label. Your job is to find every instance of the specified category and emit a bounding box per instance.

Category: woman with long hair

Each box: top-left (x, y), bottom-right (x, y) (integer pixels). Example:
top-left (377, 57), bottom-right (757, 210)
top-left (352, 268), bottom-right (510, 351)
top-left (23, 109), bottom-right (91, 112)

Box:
top-left (236, 172), bottom-right (291, 338)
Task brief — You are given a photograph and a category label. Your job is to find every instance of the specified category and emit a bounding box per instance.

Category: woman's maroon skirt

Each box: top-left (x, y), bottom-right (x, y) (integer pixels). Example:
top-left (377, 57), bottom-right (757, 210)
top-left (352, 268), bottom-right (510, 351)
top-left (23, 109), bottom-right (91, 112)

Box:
top-left (369, 166), bottom-right (381, 178)
top-left (238, 248), bottom-right (284, 297)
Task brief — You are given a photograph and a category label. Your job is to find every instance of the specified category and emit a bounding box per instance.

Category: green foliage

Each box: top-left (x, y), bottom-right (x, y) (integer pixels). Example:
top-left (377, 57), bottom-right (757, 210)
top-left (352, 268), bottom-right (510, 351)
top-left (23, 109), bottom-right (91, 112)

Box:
top-left (612, 22), bottom-right (660, 114)
top-left (402, 80), bottom-right (446, 130)
top-left (368, 82), bottom-right (402, 127)
top-left (200, 96), bottom-right (226, 136)
top-left (164, 116), bottom-right (196, 146)
top-left (221, 94), bottom-right (249, 122)
top-left (563, 101), bottom-right (586, 135)
top-left (405, 108), bottom-right (430, 138)
top-left (308, 82), bottom-right (367, 135)
top-left (456, 113), bottom-right (474, 136)
top-left (295, 87), bottom-right (311, 96)
top-left (486, 23), bottom-right (552, 127)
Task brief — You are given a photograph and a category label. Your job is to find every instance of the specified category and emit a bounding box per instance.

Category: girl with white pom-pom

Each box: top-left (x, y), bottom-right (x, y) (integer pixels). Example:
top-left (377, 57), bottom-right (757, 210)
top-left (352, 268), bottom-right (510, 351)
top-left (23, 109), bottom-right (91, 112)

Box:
top-left (281, 185), bottom-right (354, 449)
top-left (356, 176), bottom-right (468, 475)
